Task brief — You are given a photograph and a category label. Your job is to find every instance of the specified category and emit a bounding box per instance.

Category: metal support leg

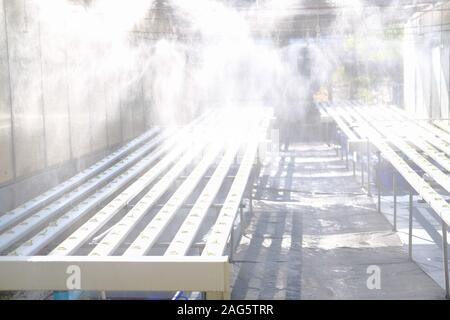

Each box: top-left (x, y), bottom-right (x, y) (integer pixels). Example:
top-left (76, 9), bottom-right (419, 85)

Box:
top-left (239, 202), bottom-right (245, 234)
top-left (335, 130), bottom-right (339, 156)
top-left (229, 224), bottom-right (235, 262)
top-left (256, 146), bottom-right (261, 168)
top-left (409, 191), bottom-right (413, 260)
top-left (248, 164), bottom-right (257, 217)
top-left (249, 186), bottom-right (253, 216)
top-left (393, 173), bottom-right (397, 231)
top-left (345, 143), bottom-right (349, 169)
top-left (377, 151), bottom-right (381, 213)
top-left (352, 151), bottom-right (356, 177)
top-left (361, 145), bottom-right (365, 188)
top-left (442, 220), bottom-right (449, 299)
top-left (367, 140), bottom-right (371, 196)
top-left (206, 263), bottom-right (231, 300)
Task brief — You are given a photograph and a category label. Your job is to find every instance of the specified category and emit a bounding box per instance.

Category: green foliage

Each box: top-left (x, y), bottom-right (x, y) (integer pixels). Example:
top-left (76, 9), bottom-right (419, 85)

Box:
top-left (332, 27), bottom-right (403, 101)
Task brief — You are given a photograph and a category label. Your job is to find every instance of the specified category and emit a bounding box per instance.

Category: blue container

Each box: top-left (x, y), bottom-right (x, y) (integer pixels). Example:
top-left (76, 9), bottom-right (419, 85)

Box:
top-left (53, 290), bottom-right (82, 300)
top-left (375, 158), bottom-right (423, 195)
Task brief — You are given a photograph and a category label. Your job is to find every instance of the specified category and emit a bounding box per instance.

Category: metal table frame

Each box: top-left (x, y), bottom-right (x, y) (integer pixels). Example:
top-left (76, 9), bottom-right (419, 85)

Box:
top-left (318, 100), bottom-right (450, 299)
top-left (0, 108), bottom-right (272, 300)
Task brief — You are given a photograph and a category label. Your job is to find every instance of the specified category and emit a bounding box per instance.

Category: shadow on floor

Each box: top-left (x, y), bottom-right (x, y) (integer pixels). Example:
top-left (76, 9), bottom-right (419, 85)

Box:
top-left (231, 143), bottom-right (444, 300)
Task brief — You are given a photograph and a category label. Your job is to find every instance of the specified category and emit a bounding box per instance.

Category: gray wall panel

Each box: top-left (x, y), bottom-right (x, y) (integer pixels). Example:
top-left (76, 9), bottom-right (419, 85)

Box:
top-left (0, 0), bottom-right (14, 183)
top-left (120, 77), bottom-right (134, 142)
top-left (89, 72), bottom-right (108, 153)
top-left (105, 74), bottom-right (122, 147)
top-left (142, 68), bottom-right (156, 128)
top-left (441, 40), bottom-right (450, 119)
top-left (0, 1), bottom-right (156, 193)
top-left (39, 11), bottom-right (71, 166)
top-left (66, 24), bottom-right (92, 159)
top-left (404, 4), bottom-right (450, 120)
top-left (67, 68), bottom-right (92, 159)
top-left (131, 79), bottom-right (145, 137)
top-left (436, 40), bottom-right (450, 119)
top-left (5, 0), bottom-right (46, 177)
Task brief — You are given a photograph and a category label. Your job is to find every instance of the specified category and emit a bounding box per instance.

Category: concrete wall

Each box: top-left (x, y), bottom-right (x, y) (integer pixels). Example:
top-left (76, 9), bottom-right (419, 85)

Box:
top-left (0, 0), bottom-right (153, 189)
top-left (404, 3), bottom-right (450, 119)
top-left (0, 0), bottom-right (14, 184)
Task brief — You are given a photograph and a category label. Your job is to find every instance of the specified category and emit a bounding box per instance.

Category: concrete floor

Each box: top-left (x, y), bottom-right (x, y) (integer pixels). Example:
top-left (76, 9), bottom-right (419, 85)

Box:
top-left (380, 191), bottom-right (450, 293)
top-left (231, 143), bottom-right (445, 299)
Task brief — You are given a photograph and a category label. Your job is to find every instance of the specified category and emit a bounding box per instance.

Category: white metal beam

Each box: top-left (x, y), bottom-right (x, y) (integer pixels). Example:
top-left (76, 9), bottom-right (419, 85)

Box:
top-left (0, 255), bottom-right (228, 292)
top-left (9, 113), bottom-right (217, 256)
top-left (351, 104), bottom-right (450, 161)
top-left (91, 141), bottom-right (222, 257)
top-left (382, 104), bottom-right (450, 143)
top-left (0, 108), bottom-right (272, 297)
top-left (11, 140), bottom-right (175, 256)
top-left (202, 111), bottom-right (271, 257)
top-left (164, 142), bottom-right (240, 257)
top-left (335, 105), bottom-right (450, 227)
top-left (125, 112), bottom-right (268, 255)
top-left (322, 101), bottom-right (360, 142)
top-left (89, 115), bottom-right (234, 256)
top-left (0, 128), bottom-right (160, 233)
top-left (48, 145), bottom-right (193, 257)
top-left (358, 105), bottom-right (450, 173)
top-left (433, 120), bottom-right (450, 134)
top-left (0, 128), bottom-right (161, 231)
top-left (335, 102), bottom-right (369, 139)
top-left (0, 133), bottom-right (168, 254)
top-left (354, 106), bottom-right (450, 193)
